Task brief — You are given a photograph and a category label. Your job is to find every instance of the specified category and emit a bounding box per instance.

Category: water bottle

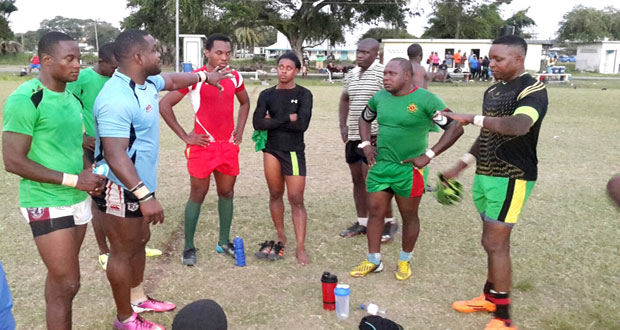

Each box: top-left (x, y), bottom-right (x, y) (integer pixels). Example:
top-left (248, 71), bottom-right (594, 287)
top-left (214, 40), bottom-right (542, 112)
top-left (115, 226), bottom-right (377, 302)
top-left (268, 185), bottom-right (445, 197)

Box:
top-left (360, 303), bottom-right (388, 317)
top-left (233, 237), bottom-right (246, 267)
top-left (334, 284), bottom-right (350, 320)
top-left (93, 163), bottom-right (110, 176)
top-left (320, 272), bottom-right (338, 311)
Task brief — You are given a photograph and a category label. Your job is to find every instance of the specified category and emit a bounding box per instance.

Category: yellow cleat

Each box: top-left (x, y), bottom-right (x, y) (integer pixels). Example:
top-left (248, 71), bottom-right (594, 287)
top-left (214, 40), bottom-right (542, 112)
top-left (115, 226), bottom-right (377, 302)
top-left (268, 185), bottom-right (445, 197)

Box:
top-left (350, 259), bottom-right (384, 277)
top-left (145, 247), bottom-right (162, 257)
top-left (98, 253), bottom-right (109, 271)
top-left (394, 260), bottom-right (412, 280)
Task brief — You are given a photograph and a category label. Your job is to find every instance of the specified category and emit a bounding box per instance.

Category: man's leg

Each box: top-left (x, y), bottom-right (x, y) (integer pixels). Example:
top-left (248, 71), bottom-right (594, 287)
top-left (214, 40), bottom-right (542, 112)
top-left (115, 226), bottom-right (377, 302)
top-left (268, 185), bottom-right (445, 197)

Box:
top-left (350, 161), bottom-right (369, 218)
top-left (91, 203), bottom-right (110, 269)
top-left (213, 171), bottom-right (236, 248)
top-left (34, 225), bottom-right (86, 330)
top-left (185, 176), bottom-right (210, 251)
top-left (284, 175), bottom-right (309, 264)
top-left (393, 194), bottom-right (422, 280)
top-left (482, 221), bottom-right (513, 325)
top-left (264, 152), bottom-right (287, 244)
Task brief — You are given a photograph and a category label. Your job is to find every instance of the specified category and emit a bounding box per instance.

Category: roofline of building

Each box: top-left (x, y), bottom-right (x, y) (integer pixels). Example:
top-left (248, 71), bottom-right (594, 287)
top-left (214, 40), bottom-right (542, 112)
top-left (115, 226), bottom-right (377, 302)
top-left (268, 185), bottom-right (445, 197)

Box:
top-left (382, 38), bottom-right (551, 45)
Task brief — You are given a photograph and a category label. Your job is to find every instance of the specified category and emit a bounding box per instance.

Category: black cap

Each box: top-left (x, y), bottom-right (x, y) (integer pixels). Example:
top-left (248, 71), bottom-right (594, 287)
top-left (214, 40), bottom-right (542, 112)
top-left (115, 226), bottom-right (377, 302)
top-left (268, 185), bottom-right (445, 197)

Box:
top-left (359, 315), bottom-right (403, 330)
top-left (321, 272), bottom-right (338, 283)
top-left (172, 299), bottom-right (227, 330)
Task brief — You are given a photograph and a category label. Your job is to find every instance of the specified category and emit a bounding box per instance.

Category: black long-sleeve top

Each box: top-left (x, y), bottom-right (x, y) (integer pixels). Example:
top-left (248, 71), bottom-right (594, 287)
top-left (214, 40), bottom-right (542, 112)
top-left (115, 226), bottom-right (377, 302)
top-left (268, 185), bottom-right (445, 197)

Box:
top-left (252, 85), bottom-right (313, 152)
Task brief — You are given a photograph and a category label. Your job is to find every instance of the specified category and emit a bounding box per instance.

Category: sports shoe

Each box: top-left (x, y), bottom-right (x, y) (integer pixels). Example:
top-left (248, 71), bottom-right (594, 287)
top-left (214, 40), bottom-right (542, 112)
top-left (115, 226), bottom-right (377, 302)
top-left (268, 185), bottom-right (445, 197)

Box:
top-left (394, 260), bottom-right (411, 280)
top-left (339, 222), bottom-right (366, 237)
top-left (452, 294), bottom-right (496, 313)
top-left (381, 222), bottom-right (398, 243)
top-left (350, 259), bottom-right (384, 277)
top-left (268, 241), bottom-right (285, 261)
top-left (485, 318), bottom-right (517, 330)
top-left (182, 248), bottom-right (197, 266)
top-left (98, 253), bottom-right (109, 270)
top-left (131, 296), bottom-right (176, 313)
top-left (113, 312), bottom-right (165, 330)
top-left (255, 240), bottom-right (274, 259)
top-left (216, 242), bottom-right (235, 258)
top-left (145, 247), bottom-right (162, 257)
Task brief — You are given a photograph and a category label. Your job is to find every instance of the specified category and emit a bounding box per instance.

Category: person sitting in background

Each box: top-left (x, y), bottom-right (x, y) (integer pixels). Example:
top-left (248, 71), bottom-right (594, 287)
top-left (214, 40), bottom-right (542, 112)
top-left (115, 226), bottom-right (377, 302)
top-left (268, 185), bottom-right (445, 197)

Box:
top-left (432, 60), bottom-right (450, 82)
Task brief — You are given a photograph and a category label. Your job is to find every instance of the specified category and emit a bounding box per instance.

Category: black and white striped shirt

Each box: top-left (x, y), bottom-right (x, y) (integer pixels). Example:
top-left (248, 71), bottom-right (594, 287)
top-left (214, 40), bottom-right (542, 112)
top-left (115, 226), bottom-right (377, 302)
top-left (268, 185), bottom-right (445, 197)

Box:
top-left (343, 62), bottom-right (384, 140)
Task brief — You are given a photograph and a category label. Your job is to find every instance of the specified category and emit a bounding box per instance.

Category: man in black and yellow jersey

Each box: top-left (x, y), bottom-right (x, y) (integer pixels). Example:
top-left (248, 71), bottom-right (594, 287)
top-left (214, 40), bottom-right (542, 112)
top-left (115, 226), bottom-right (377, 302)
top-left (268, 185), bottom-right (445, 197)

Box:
top-left (442, 35), bottom-right (548, 330)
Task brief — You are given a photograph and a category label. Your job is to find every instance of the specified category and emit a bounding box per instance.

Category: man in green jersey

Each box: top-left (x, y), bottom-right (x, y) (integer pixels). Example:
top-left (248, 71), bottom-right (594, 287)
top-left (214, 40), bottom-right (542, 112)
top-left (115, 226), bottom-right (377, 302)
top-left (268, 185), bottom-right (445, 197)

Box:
top-left (2, 31), bottom-right (105, 329)
top-left (442, 35), bottom-right (547, 330)
top-left (349, 58), bottom-right (463, 280)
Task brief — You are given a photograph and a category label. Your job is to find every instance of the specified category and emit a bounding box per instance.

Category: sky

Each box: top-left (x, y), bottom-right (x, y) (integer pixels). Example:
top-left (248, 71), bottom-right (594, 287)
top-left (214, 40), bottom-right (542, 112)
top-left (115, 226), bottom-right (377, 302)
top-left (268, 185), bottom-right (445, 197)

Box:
top-left (9, 0), bottom-right (620, 40)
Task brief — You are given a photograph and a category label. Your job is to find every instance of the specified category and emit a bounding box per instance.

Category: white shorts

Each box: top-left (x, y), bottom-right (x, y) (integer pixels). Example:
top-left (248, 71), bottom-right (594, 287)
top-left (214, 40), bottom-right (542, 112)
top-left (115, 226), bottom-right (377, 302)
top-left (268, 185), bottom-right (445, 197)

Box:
top-left (20, 199), bottom-right (92, 237)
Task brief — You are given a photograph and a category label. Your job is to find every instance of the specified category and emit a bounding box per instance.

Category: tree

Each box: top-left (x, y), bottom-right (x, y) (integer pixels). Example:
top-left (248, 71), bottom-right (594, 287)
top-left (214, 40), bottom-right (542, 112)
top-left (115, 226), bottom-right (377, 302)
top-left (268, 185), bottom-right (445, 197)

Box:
top-left (234, 27), bottom-right (261, 56)
top-left (557, 6), bottom-right (619, 42)
top-left (222, 0), bottom-right (414, 57)
top-left (504, 8), bottom-right (536, 38)
top-left (83, 21), bottom-right (120, 48)
top-left (0, 0), bottom-right (17, 40)
top-left (360, 27), bottom-right (414, 42)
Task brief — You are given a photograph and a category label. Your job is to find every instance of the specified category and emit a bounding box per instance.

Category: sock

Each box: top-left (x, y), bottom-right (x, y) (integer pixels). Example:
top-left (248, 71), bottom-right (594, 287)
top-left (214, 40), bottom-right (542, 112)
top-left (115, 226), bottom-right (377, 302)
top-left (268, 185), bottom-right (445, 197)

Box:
top-left (121, 314), bottom-right (135, 323)
top-left (489, 289), bottom-right (511, 324)
top-left (384, 217), bottom-right (395, 224)
top-left (367, 252), bottom-right (381, 265)
top-left (218, 197), bottom-right (233, 246)
top-left (184, 200), bottom-right (202, 250)
top-left (483, 281), bottom-right (494, 301)
top-left (399, 250), bottom-right (413, 262)
top-left (130, 282), bottom-right (147, 305)
top-left (357, 217), bottom-right (368, 227)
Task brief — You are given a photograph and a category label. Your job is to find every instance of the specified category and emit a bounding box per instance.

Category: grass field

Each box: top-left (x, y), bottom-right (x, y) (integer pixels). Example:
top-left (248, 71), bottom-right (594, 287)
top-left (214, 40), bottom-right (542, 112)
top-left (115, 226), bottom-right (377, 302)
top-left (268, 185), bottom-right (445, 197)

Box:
top-left (0, 77), bottom-right (619, 330)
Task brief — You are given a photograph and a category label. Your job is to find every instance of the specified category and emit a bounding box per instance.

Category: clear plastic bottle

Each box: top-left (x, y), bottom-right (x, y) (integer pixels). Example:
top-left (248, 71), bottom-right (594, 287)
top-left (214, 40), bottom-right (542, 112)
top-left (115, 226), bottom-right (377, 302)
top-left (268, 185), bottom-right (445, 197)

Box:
top-left (360, 303), bottom-right (387, 318)
top-left (334, 284), bottom-right (350, 320)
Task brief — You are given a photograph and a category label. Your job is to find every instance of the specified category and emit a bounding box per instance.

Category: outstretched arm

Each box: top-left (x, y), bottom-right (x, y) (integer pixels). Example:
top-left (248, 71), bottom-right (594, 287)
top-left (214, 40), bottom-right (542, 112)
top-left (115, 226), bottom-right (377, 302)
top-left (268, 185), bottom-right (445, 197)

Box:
top-left (161, 70), bottom-right (232, 92)
top-left (443, 112), bottom-right (533, 136)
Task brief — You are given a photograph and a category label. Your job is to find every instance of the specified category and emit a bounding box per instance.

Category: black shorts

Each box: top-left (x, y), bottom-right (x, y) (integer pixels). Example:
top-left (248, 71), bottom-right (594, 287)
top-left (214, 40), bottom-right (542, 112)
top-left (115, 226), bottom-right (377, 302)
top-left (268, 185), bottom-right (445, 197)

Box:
top-left (263, 149), bottom-right (306, 176)
top-left (345, 137), bottom-right (377, 164)
top-left (92, 180), bottom-right (148, 218)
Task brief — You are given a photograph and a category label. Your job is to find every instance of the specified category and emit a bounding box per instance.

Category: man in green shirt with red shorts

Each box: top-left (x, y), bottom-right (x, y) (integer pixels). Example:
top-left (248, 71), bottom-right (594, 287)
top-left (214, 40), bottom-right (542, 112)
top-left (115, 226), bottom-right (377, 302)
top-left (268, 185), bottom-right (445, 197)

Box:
top-left (349, 58), bottom-right (463, 280)
top-left (442, 35), bottom-right (548, 330)
top-left (2, 31), bottom-right (105, 329)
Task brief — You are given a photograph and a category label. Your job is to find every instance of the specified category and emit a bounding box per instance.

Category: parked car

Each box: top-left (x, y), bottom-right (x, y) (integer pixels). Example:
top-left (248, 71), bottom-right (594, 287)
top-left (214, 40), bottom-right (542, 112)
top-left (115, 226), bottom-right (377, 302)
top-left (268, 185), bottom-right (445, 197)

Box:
top-left (558, 55), bottom-right (576, 62)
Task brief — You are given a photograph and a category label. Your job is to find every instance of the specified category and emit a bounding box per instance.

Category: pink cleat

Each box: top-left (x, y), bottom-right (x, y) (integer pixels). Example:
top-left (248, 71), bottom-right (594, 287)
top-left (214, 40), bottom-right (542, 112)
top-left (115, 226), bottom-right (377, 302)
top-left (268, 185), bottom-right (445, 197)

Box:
top-left (113, 312), bottom-right (165, 330)
top-left (132, 296), bottom-right (176, 313)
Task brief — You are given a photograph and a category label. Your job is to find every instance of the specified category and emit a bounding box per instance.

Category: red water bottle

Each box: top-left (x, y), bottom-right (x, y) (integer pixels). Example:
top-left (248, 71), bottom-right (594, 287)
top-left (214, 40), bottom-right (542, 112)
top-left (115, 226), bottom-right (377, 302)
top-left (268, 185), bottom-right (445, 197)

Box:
top-left (321, 272), bottom-right (338, 311)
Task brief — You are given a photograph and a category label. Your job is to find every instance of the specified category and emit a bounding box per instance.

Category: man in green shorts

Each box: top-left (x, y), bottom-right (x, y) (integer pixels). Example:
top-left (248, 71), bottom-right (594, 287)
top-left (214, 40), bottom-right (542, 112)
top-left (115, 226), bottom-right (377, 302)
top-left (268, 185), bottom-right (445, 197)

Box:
top-left (442, 35), bottom-right (548, 330)
top-left (349, 58), bottom-right (463, 280)
top-left (2, 31), bottom-right (105, 329)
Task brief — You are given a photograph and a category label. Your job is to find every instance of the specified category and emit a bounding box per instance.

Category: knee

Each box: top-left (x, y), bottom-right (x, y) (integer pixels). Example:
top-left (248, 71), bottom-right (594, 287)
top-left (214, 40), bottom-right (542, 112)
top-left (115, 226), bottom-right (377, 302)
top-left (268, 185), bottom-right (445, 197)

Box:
top-left (351, 173), bottom-right (366, 186)
top-left (287, 194), bottom-right (304, 209)
top-left (269, 189), bottom-right (284, 202)
top-left (481, 236), bottom-right (509, 254)
top-left (217, 189), bottom-right (234, 199)
top-left (49, 276), bottom-right (81, 299)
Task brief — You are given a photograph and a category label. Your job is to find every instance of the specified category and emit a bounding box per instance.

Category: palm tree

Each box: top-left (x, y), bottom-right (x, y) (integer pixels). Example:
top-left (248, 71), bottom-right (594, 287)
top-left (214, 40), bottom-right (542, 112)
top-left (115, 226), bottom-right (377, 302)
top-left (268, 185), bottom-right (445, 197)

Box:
top-left (234, 27), bottom-right (261, 58)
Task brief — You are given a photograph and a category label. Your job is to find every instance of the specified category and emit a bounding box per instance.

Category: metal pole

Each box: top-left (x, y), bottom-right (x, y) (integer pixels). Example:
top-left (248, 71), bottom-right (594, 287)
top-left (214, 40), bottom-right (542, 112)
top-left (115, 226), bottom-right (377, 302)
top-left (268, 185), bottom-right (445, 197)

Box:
top-left (175, 0), bottom-right (179, 72)
top-left (94, 20), bottom-right (99, 52)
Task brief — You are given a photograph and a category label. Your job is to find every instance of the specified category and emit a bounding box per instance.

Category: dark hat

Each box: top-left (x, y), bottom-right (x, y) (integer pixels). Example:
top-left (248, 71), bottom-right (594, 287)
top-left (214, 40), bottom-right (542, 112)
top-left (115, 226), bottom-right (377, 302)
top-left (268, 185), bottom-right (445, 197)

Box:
top-left (359, 315), bottom-right (403, 330)
top-left (172, 299), bottom-right (227, 330)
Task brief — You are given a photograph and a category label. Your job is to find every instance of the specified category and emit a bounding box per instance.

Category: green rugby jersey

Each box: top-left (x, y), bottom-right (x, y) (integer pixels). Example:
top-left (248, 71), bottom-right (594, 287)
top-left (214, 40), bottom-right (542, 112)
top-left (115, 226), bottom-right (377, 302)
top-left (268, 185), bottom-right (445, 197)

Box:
top-left (477, 73), bottom-right (548, 181)
top-left (3, 79), bottom-right (87, 207)
top-left (366, 87), bottom-right (448, 164)
top-left (67, 67), bottom-right (110, 136)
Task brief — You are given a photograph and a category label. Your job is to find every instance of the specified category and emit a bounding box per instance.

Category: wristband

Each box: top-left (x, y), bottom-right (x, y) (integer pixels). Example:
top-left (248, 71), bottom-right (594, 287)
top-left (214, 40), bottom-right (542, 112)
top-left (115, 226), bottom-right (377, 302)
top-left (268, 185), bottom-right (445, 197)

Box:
top-left (473, 115), bottom-right (485, 127)
top-left (139, 193), bottom-right (154, 203)
top-left (425, 149), bottom-right (436, 159)
top-left (130, 181), bottom-right (151, 200)
top-left (460, 152), bottom-right (476, 166)
top-left (62, 173), bottom-right (78, 188)
top-left (358, 141), bottom-right (371, 149)
top-left (196, 71), bottom-right (207, 83)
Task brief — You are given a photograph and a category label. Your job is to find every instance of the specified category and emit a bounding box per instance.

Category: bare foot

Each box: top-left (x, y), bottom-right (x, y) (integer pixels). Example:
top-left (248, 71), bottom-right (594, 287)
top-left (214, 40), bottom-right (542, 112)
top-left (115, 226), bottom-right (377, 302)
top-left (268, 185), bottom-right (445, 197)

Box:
top-left (296, 249), bottom-right (311, 265)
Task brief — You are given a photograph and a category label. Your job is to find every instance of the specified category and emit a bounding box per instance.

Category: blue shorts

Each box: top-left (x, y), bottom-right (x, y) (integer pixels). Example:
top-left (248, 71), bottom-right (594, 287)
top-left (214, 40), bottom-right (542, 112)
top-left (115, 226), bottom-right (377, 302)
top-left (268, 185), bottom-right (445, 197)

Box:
top-left (29, 64), bottom-right (40, 69)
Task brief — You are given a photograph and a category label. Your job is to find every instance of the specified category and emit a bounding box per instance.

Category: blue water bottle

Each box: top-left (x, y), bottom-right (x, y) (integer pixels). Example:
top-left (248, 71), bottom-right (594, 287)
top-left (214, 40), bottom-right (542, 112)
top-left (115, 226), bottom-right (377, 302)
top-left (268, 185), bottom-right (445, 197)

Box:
top-left (233, 237), bottom-right (246, 267)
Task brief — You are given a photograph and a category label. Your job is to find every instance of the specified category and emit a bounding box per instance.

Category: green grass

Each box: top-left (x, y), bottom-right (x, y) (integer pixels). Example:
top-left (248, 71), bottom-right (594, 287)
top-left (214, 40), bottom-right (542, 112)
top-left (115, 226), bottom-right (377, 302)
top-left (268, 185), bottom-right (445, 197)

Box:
top-left (0, 53), bottom-right (31, 65)
top-left (0, 80), bottom-right (619, 329)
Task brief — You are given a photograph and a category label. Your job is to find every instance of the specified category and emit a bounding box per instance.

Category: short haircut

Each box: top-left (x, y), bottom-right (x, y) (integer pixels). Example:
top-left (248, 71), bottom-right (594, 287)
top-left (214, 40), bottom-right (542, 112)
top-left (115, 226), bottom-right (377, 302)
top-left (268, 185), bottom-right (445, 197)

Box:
top-left (493, 35), bottom-right (527, 55)
top-left (389, 57), bottom-right (414, 77)
top-left (38, 31), bottom-right (74, 58)
top-left (98, 42), bottom-right (116, 63)
top-left (277, 52), bottom-right (301, 69)
top-left (172, 299), bottom-right (227, 330)
top-left (114, 29), bottom-right (149, 62)
top-left (407, 43), bottom-right (423, 59)
top-left (205, 33), bottom-right (231, 50)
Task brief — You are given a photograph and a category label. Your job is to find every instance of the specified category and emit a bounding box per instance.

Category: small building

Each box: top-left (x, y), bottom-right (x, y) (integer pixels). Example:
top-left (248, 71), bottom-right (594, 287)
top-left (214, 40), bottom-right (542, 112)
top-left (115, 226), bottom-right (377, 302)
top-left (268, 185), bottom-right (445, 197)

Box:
top-left (264, 32), bottom-right (356, 61)
top-left (576, 41), bottom-right (620, 74)
top-left (381, 38), bottom-right (547, 72)
top-left (180, 34), bottom-right (206, 70)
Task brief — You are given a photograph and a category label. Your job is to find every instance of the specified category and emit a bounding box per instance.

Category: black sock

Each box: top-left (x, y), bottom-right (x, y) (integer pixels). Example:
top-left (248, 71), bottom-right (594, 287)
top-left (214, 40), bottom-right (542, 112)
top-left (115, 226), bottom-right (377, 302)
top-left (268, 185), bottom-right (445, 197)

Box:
top-left (490, 290), bottom-right (511, 324)
top-left (483, 281), bottom-right (494, 301)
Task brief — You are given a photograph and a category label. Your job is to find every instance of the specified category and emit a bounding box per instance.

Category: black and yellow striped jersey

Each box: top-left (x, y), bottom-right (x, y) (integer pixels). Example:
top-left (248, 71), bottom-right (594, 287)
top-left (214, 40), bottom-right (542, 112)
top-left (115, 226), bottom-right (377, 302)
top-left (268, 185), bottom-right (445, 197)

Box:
top-left (476, 73), bottom-right (548, 181)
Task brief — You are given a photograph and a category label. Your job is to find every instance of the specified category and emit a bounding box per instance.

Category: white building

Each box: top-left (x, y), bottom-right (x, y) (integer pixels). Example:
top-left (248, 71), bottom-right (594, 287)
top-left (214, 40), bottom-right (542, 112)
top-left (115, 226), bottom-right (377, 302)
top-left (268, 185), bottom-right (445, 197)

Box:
top-left (180, 34), bottom-right (206, 71)
top-left (381, 39), bottom-right (547, 72)
top-left (264, 32), bottom-right (356, 61)
top-left (576, 41), bottom-right (620, 74)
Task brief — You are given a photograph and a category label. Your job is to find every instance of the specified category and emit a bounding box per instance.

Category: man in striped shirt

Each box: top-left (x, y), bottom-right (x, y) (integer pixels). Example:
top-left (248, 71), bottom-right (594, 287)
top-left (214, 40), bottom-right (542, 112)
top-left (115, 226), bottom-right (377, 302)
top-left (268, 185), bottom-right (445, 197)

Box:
top-left (338, 38), bottom-right (397, 241)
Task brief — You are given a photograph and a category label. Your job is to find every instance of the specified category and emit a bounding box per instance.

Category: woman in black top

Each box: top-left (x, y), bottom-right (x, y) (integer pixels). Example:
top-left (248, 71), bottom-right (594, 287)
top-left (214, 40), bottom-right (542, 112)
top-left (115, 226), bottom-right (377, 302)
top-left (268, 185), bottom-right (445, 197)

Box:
top-left (252, 52), bottom-right (313, 264)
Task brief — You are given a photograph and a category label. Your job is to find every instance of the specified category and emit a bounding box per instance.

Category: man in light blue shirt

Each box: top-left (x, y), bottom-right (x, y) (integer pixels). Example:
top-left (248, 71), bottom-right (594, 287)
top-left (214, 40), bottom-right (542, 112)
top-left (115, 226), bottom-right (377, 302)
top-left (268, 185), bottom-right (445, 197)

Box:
top-left (92, 29), bottom-right (230, 330)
